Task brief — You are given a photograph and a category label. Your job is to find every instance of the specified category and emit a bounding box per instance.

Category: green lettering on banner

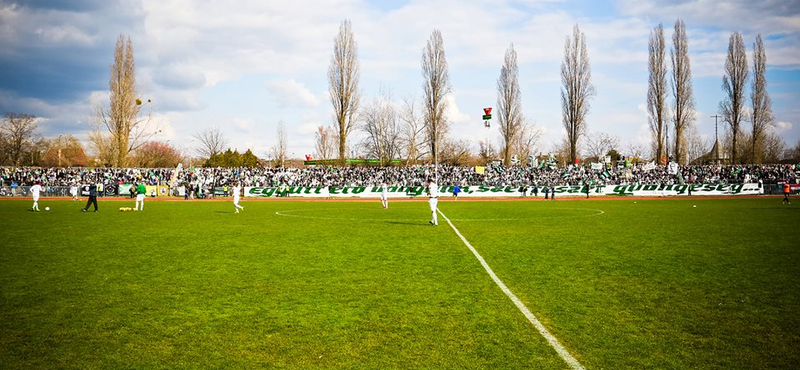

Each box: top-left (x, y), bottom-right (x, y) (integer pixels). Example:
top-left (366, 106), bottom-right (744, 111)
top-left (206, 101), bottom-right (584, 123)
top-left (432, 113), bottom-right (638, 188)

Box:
top-left (613, 185), bottom-right (629, 195)
top-left (244, 182), bottom-right (761, 198)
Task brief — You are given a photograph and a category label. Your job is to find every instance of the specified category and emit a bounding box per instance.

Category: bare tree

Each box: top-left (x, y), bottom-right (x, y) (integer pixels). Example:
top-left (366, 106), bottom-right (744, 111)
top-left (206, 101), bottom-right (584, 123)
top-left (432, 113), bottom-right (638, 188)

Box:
top-left (132, 141), bottom-right (183, 168)
top-left (328, 20), bottom-right (361, 165)
top-left (193, 127), bottom-right (227, 160)
top-left (94, 34), bottom-right (156, 167)
top-left (625, 142), bottom-right (647, 162)
top-left (0, 130), bottom-right (8, 165)
top-left (787, 138), bottom-right (800, 162)
top-left (314, 125), bottom-right (336, 161)
top-left (584, 132), bottom-right (620, 161)
top-left (648, 23), bottom-right (669, 163)
top-left (270, 121), bottom-right (288, 167)
top-left (497, 44), bottom-right (524, 166)
top-left (422, 29), bottom-right (452, 167)
top-left (671, 19), bottom-right (695, 165)
top-left (361, 89), bottom-right (401, 165)
top-left (398, 97), bottom-right (426, 165)
top-left (720, 31), bottom-right (748, 164)
top-left (685, 124), bottom-right (709, 164)
top-left (478, 138), bottom-right (497, 164)
top-left (762, 129), bottom-right (785, 163)
top-left (439, 138), bottom-right (472, 166)
top-left (513, 121), bottom-right (542, 166)
top-left (40, 134), bottom-right (88, 167)
top-left (561, 24), bottom-right (595, 164)
top-left (750, 34), bottom-right (774, 164)
top-left (1, 113), bottom-right (38, 166)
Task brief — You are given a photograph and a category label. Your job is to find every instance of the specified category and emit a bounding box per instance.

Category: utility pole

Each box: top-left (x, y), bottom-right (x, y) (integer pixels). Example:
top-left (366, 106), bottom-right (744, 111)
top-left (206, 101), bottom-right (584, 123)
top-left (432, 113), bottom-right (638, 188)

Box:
top-left (710, 114), bottom-right (721, 143)
top-left (711, 114), bottom-right (722, 164)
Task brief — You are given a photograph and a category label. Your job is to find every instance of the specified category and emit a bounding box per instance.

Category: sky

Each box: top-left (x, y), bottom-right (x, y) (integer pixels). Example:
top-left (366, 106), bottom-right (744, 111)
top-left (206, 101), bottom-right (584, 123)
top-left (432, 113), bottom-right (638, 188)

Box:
top-left (1, 0), bottom-right (799, 161)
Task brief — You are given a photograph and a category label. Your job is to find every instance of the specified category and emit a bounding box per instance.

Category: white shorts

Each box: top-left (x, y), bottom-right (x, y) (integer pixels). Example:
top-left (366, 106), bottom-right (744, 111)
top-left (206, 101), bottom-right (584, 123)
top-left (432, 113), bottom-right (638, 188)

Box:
top-left (33, 196), bottom-right (40, 202)
top-left (380, 193), bottom-right (388, 201)
top-left (136, 194), bottom-right (145, 201)
top-left (428, 197), bottom-right (438, 212)
top-left (233, 197), bottom-right (241, 204)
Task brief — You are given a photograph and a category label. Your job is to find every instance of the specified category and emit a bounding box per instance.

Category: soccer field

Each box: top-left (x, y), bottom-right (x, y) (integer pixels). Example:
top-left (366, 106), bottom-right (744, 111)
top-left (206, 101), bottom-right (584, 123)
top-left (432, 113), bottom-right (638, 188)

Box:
top-left (1, 197), bottom-right (798, 369)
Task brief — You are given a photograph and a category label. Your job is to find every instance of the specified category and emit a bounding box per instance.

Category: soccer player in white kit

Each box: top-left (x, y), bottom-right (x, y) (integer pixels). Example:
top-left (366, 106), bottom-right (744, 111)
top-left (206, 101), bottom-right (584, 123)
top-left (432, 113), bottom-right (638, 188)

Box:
top-left (232, 182), bottom-right (244, 213)
top-left (426, 178), bottom-right (438, 226)
top-left (70, 183), bottom-right (78, 201)
top-left (380, 182), bottom-right (389, 209)
top-left (30, 181), bottom-right (43, 211)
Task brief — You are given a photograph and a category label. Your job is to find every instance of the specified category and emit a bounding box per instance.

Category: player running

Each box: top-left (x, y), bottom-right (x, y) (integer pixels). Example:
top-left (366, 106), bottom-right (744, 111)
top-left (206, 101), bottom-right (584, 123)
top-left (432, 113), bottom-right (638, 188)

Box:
top-left (30, 181), bottom-right (43, 211)
top-left (232, 182), bottom-right (244, 213)
top-left (426, 178), bottom-right (438, 226)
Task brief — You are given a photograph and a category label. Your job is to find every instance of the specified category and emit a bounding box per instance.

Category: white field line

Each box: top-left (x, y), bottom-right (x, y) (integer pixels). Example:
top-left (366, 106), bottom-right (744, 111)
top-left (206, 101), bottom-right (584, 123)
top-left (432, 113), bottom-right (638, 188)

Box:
top-left (437, 209), bottom-right (586, 370)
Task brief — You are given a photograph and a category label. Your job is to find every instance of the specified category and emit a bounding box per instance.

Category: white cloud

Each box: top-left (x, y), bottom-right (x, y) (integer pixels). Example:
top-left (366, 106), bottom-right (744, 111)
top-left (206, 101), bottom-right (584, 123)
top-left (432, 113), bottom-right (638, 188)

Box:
top-left (264, 79), bottom-right (321, 108)
top-left (2, 0), bottom-right (798, 159)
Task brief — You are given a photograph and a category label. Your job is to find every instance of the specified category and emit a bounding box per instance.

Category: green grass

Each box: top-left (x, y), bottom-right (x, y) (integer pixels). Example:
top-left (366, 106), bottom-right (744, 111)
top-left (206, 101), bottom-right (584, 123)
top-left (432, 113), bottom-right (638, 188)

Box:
top-left (1, 197), bottom-right (798, 369)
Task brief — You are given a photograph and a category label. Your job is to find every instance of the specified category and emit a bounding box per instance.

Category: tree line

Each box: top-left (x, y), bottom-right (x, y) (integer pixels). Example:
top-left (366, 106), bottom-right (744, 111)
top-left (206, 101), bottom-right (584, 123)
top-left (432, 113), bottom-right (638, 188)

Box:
top-left (2, 20), bottom-right (798, 168)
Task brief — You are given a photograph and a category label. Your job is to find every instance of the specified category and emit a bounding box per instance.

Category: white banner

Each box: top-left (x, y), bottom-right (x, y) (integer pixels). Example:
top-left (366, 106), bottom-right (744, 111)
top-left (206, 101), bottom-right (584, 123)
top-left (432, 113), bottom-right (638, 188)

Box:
top-left (245, 183), bottom-right (762, 198)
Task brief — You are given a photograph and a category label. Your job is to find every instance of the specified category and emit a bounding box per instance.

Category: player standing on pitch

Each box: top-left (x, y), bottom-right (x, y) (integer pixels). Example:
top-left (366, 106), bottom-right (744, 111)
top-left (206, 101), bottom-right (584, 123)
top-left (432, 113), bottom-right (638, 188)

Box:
top-left (232, 182), bottom-right (244, 213)
top-left (380, 182), bottom-right (389, 209)
top-left (70, 182), bottom-right (79, 201)
top-left (30, 181), bottom-right (43, 211)
top-left (135, 182), bottom-right (146, 211)
top-left (783, 181), bottom-right (792, 205)
top-left (426, 178), bottom-right (438, 226)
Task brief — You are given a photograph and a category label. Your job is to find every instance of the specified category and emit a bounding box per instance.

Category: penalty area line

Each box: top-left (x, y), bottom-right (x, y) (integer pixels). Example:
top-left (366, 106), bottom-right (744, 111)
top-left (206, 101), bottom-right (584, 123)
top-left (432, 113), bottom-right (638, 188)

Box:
top-left (437, 209), bottom-right (586, 370)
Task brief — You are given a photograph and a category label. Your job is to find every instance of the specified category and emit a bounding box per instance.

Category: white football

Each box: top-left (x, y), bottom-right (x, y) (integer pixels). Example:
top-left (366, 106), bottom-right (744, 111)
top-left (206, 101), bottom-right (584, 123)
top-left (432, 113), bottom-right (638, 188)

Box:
top-left (45, 207), bottom-right (50, 211)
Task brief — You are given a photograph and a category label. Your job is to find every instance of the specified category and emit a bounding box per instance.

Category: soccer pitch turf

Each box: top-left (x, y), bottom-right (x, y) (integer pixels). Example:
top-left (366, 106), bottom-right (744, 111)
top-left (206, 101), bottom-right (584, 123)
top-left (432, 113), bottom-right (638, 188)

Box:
top-left (1, 197), bottom-right (798, 369)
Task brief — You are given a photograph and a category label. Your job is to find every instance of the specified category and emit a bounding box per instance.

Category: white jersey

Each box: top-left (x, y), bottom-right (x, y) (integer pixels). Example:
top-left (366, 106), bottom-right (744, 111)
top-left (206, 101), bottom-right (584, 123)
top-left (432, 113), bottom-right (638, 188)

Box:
top-left (30, 184), bottom-right (42, 199)
top-left (232, 185), bottom-right (241, 199)
top-left (70, 186), bottom-right (78, 196)
top-left (380, 184), bottom-right (388, 199)
top-left (428, 182), bottom-right (438, 198)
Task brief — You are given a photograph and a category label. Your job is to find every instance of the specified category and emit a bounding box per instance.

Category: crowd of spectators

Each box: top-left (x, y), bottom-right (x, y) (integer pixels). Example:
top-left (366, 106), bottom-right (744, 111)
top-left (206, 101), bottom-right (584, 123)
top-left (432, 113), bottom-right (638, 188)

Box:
top-left (2, 163), bottom-right (797, 193)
